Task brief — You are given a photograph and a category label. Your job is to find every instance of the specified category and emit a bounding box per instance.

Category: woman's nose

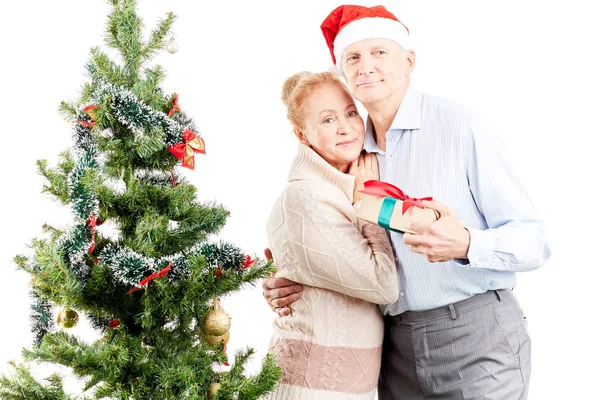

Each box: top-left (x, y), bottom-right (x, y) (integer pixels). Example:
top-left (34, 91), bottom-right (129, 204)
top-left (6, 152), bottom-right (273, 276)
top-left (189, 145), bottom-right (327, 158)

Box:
top-left (337, 119), bottom-right (351, 134)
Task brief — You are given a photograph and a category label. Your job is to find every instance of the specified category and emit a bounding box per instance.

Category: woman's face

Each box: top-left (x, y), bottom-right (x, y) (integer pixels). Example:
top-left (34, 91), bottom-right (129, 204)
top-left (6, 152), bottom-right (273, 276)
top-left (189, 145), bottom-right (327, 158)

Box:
top-left (299, 84), bottom-right (365, 173)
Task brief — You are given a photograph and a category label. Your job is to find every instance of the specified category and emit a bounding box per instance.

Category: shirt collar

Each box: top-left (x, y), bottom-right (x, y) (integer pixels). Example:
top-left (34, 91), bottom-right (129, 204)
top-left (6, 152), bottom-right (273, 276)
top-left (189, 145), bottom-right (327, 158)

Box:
top-left (363, 85), bottom-right (423, 153)
top-left (391, 85), bottom-right (423, 130)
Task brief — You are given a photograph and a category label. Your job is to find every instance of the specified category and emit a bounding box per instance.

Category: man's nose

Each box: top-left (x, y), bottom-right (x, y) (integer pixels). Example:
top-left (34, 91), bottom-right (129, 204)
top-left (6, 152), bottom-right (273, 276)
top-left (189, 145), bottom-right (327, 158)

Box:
top-left (358, 56), bottom-right (375, 75)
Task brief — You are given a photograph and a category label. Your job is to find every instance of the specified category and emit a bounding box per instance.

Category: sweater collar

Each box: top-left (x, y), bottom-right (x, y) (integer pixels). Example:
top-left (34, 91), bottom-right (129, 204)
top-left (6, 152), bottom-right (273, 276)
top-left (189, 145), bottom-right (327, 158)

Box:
top-left (287, 143), bottom-right (355, 202)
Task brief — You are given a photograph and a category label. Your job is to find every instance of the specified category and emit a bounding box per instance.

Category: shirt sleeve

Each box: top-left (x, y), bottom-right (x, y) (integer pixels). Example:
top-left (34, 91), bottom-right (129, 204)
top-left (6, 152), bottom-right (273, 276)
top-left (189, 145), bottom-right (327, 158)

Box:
top-left (277, 182), bottom-right (399, 304)
top-left (464, 115), bottom-right (552, 272)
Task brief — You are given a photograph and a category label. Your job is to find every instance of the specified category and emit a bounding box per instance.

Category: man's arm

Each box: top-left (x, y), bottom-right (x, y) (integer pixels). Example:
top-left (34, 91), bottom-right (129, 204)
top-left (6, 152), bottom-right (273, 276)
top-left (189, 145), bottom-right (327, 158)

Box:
top-left (261, 248), bottom-right (302, 317)
top-left (404, 115), bottom-right (551, 271)
top-left (461, 115), bottom-right (551, 271)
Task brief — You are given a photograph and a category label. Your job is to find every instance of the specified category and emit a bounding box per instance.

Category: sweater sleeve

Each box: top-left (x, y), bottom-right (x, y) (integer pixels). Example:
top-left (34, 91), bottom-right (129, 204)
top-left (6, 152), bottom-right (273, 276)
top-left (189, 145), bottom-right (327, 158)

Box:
top-left (273, 181), bottom-right (399, 304)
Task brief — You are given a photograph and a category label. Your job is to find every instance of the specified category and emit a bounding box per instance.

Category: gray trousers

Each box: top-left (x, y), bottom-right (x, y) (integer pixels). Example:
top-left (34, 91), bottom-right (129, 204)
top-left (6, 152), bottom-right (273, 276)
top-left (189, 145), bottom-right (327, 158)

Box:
top-left (378, 290), bottom-right (531, 400)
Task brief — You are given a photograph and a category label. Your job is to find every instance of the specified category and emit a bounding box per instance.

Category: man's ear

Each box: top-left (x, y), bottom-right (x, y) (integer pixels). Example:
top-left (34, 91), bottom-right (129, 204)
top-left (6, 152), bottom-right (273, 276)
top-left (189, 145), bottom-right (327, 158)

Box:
top-left (405, 49), bottom-right (416, 73)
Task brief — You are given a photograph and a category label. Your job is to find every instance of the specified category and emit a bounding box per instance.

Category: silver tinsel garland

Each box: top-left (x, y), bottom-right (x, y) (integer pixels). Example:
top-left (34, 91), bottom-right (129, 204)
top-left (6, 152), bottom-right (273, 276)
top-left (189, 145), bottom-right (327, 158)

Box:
top-left (58, 70), bottom-right (244, 288)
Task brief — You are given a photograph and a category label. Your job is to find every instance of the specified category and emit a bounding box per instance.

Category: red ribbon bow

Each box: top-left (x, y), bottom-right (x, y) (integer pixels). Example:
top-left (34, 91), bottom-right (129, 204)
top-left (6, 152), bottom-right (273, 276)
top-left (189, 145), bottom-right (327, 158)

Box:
top-left (360, 180), bottom-right (433, 215)
top-left (88, 215), bottom-right (97, 254)
top-left (240, 255), bottom-right (256, 270)
top-left (167, 94), bottom-right (180, 117)
top-left (126, 262), bottom-right (172, 295)
top-left (168, 130), bottom-right (206, 169)
top-left (222, 338), bottom-right (230, 366)
top-left (77, 104), bottom-right (99, 127)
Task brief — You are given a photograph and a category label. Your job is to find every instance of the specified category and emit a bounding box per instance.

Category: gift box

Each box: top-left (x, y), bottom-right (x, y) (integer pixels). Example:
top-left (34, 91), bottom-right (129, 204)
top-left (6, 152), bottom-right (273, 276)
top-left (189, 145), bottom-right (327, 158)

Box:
top-left (357, 180), bottom-right (440, 234)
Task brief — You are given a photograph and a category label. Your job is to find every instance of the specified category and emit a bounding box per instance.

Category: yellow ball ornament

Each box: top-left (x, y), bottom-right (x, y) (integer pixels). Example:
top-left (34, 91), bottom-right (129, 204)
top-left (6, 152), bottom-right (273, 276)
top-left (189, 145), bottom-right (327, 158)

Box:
top-left (203, 300), bottom-right (230, 336)
top-left (202, 330), bottom-right (230, 347)
top-left (56, 308), bottom-right (79, 329)
top-left (207, 382), bottom-right (220, 399)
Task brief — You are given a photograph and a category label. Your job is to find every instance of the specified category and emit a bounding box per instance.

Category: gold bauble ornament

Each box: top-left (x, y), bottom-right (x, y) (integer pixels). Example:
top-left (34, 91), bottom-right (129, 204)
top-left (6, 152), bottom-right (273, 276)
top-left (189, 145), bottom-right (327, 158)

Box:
top-left (202, 330), bottom-right (230, 347)
top-left (56, 308), bottom-right (79, 329)
top-left (208, 382), bottom-right (220, 399)
top-left (203, 300), bottom-right (230, 336)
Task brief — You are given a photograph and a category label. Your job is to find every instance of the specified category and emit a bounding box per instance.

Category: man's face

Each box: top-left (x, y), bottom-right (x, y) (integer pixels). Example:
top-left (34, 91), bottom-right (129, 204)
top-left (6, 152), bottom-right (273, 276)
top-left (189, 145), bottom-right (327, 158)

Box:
top-left (340, 38), bottom-right (415, 107)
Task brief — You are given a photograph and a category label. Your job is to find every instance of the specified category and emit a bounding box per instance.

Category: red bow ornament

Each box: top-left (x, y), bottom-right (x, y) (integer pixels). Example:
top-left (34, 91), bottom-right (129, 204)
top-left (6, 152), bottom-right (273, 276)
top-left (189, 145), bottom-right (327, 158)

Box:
top-left (168, 130), bottom-right (206, 169)
top-left (88, 215), bottom-right (97, 254)
top-left (222, 338), bottom-right (230, 366)
top-left (77, 105), bottom-right (99, 127)
top-left (213, 266), bottom-right (224, 278)
top-left (240, 255), bottom-right (256, 270)
top-left (168, 94), bottom-right (181, 117)
top-left (360, 180), bottom-right (433, 215)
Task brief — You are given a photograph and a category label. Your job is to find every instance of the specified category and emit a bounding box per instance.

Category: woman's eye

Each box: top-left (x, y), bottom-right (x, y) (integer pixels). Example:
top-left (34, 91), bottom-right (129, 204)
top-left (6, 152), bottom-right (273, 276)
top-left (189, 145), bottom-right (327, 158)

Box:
top-left (348, 111), bottom-right (357, 117)
top-left (323, 118), bottom-right (334, 124)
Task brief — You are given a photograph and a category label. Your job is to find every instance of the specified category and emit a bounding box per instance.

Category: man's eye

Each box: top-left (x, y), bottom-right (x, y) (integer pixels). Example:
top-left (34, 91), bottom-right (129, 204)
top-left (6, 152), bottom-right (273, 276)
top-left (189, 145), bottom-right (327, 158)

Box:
top-left (348, 111), bottom-right (357, 117)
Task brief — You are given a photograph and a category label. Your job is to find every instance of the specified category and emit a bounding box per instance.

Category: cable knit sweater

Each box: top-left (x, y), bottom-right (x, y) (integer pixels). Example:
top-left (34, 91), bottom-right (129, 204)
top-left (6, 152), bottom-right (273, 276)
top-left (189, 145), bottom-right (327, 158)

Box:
top-left (265, 144), bottom-right (398, 400)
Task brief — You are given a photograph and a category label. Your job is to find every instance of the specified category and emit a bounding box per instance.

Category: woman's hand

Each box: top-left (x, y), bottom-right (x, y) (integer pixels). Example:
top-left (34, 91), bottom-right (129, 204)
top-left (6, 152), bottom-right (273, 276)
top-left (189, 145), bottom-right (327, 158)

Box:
top-left (349, 152), bottom-right (379, 204)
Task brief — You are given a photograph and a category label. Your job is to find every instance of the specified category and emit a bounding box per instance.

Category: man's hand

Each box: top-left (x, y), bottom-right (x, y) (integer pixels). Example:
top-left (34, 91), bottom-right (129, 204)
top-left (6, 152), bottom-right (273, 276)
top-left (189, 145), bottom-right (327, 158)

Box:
top-left (403, 200), bottom-right (471, 263)
top-left (261, 248), bottom-right (303, 317)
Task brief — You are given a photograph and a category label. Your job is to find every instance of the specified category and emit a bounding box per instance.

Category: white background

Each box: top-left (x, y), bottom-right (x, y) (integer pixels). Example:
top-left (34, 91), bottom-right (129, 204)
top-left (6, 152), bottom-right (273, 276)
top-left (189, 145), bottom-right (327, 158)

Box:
top-left (1, 1), bottom-right (598, 398)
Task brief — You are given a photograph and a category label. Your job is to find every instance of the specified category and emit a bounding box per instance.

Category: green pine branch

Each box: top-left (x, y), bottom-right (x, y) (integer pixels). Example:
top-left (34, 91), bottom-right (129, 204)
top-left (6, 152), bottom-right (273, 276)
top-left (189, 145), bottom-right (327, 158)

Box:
top-left (105, 0), bottom-right (143, 83)
top-left (141, 12), bottom-right (176, 63)
top-left (26, 238), bottom-right (84, 305)
top-left (37, 151), bottom-right (75, 205)
top-left (238, 353), bottom-right (281, 400)
top-left (79, 82), bottom-right (96, 105)
top-left (213, 349), bottom-right (281, 400)
top-left (58, 101), bottom-right (78, 122)
top-left (0, 362), bottom-right (78, 400)
top-left (132, 66), bottom-right (168, 109)
top-left (89, 47), bottom-right (128, 86)
top-left (97, 180), bottom-right (229, 257)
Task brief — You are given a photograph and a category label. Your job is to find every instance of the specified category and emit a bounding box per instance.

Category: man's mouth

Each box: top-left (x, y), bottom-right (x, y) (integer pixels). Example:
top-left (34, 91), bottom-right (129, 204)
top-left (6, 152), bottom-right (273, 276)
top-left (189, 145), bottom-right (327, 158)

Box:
top-left (358, 80), bottom-right (382, 87)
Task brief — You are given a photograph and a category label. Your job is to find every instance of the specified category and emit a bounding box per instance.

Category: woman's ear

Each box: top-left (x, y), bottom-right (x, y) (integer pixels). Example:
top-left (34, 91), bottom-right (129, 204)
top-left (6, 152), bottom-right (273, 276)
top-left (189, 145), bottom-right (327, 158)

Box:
top-left (294, 128), bottom-right (309, 145)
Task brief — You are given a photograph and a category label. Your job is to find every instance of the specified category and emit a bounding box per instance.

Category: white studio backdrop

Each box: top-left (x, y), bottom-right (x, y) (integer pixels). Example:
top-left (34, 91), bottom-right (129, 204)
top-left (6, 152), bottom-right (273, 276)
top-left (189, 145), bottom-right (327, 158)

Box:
top-left (0, 1), bottom-right (598, 399)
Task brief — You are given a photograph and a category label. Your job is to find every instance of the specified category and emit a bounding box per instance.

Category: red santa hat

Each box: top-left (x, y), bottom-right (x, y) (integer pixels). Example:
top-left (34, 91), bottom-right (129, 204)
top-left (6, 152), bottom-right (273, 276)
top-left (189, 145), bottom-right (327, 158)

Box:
top-left (320, 5), bottom-right (410, 67)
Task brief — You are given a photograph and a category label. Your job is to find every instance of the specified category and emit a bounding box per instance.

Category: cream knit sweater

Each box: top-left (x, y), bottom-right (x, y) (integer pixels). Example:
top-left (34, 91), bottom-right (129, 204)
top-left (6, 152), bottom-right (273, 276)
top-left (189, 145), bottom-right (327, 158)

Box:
top-left (265, 144), bottom-right (398, 400)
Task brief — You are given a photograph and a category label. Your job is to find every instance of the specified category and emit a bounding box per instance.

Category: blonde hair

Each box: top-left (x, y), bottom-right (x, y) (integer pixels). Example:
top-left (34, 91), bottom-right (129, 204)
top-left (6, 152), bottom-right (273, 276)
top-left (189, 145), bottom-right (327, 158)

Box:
top-left (281, 71), bottom-right (351, 131)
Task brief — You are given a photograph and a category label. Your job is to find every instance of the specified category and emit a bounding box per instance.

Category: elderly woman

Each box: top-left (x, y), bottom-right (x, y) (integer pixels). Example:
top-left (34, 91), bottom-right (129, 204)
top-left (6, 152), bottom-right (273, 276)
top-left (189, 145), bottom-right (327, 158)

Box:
top-left (265, 71), bottom-right (398, 400)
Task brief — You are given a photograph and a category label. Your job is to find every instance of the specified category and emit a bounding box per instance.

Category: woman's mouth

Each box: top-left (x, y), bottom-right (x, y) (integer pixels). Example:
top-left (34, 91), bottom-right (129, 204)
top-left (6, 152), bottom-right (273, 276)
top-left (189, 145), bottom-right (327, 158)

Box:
top-left (337, 139), bottom-right (357, 146)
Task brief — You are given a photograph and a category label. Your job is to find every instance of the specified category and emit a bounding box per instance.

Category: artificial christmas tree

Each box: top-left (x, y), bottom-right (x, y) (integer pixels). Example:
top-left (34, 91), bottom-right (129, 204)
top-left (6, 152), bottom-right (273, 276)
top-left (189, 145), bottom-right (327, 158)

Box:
top-left (0, 1), bottom-right (280, 398)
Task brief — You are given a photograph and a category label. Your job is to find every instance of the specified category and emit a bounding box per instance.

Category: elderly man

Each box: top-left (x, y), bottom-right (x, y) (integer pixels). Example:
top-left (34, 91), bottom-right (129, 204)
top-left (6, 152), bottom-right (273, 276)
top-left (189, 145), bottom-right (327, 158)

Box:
top-left (263, 5), bottom-right (551, 399)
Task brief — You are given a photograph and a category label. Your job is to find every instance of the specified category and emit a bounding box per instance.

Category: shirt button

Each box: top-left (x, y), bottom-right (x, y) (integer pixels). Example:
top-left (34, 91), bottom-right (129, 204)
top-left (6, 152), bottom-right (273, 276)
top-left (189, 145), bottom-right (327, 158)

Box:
top-left (399, 291), bottom-right (405, 297)
top-left (395, 257), bottom-right (399, 262)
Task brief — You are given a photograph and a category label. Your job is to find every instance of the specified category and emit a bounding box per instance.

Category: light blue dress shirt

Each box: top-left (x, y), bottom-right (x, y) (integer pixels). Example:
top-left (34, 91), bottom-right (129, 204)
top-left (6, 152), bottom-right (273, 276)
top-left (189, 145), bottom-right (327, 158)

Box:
top-left (364, 86), bottom-right (552, 314)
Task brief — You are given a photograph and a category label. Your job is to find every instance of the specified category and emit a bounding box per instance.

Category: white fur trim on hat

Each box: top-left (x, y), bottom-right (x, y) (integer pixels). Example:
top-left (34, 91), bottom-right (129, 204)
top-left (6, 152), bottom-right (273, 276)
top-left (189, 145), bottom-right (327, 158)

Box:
top-left (333, 17), bottom-right (410, 68)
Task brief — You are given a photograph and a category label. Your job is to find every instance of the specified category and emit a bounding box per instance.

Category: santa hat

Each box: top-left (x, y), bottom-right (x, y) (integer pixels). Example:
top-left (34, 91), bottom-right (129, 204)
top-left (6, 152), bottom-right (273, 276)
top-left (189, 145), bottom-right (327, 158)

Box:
top-left (320, 5), bottom-right (410, 67)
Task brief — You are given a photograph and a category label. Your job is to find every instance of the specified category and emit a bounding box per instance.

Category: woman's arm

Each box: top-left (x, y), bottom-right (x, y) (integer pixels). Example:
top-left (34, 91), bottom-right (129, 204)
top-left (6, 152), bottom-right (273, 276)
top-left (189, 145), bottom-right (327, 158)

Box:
top-left (272, 181), bottom-right (399, 304)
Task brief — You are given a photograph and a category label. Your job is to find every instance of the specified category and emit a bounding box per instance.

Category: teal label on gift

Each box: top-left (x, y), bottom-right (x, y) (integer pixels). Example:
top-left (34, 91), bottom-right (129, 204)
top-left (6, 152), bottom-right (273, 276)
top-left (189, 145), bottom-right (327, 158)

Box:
top-left (378, 197), bottom-right (404, 234)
